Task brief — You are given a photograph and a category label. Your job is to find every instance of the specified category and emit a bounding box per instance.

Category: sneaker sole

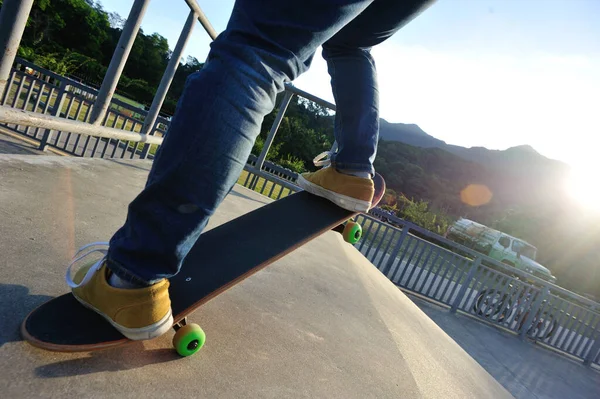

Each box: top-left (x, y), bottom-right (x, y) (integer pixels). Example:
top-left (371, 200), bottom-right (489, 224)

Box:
top-left (296, 175), bottom-right (371, 212)
top-left (73, 294), bottom-right (174, 341)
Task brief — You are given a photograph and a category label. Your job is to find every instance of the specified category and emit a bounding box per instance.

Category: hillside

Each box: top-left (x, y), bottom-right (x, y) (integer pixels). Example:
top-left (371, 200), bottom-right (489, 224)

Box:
top-left (379, 120), bottom-right (570, 176)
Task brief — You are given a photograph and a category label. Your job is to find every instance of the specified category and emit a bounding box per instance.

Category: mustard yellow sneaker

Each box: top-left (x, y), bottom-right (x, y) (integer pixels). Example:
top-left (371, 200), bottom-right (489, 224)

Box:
top-left (297, 166), bottom-right (374, 212)
top-left (65, 242), bottom-right (173, 341)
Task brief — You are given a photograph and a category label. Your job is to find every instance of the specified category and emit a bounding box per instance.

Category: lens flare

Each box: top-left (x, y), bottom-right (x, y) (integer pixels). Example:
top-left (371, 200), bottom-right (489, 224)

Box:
top-left (460, 184), bottom-right (493, 207)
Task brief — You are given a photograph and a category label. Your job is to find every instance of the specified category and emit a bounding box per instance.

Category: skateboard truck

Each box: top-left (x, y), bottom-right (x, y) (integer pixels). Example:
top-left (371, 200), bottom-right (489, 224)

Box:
top-left (173, 317), bottom-right (188, 331)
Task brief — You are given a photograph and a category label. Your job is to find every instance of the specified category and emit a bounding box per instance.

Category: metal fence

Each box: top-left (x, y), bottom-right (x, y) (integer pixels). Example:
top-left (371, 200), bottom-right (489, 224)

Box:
top-left (355, 209), bottom-right (600, 369)
top-left (1, 58), bottom-right (168, 159)
top-left (0, 0), bottom-right (598, 370)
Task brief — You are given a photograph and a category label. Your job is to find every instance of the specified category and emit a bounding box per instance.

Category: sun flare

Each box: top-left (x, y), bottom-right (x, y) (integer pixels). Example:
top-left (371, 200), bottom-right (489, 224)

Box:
top-left (567, 168), bottom-right (600, 212)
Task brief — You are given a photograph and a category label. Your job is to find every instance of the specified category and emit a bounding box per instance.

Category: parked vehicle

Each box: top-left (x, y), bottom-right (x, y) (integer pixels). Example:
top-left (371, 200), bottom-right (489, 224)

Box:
top-left (445, 218), bottom-right (556, 282)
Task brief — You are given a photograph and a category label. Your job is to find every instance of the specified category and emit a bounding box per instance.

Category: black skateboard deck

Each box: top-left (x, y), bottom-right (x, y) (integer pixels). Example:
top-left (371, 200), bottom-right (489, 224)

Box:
top-left (22, 174), bottom-right (385, 354)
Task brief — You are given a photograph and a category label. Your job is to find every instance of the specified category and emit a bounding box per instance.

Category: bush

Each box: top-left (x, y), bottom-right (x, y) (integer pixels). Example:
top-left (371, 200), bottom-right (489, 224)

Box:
top-left (252, 136), bottom-right (282, 161)
top-left (277, 154), bottom-right (305, 173)
top-left (396, 194), bottom-right (451, 235)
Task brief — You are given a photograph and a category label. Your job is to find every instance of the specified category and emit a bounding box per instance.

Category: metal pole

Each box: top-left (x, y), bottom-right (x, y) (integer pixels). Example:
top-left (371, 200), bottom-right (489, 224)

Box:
top-left (38, 80), bottom-right (69, 151)
top-left (140, 10), bottom-right (196, 159)
top-left (0, 0), bottom-right (34, 99)
top-left (583, 326), bottom-right (600, 367)
top-left (89, 0), bottom-right (150, 125)
top-left (0, 106), bottom-right (164, 145)
top-left (284, 83), bottom-right (336, 111)
top-left (255, 91), bottom-right (294, 171)
top-left (450, 257), bottom-right (482, 313)
top-left (184, 0), bottom-right (218, 40)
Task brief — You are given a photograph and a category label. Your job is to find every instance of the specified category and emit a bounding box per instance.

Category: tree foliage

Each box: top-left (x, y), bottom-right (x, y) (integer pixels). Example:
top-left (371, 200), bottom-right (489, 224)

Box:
top-left (13, 0), bottom-right (200, 114)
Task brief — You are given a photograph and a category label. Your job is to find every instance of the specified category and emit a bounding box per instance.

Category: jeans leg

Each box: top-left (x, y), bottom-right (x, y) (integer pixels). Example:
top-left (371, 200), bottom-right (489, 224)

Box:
top-left (106, 0), bottom-right (378, 285)
top-left (324, 0), bottom-right (436, 175)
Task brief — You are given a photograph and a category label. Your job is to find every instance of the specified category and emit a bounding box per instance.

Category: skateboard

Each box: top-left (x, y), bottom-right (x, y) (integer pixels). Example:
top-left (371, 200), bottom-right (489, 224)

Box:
top-left (21, 173), bottom-right (385, 356)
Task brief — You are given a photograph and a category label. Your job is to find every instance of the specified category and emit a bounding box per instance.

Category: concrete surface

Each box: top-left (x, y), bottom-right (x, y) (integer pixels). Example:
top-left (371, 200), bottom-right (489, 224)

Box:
top-left (0, 128), bottom-right (46, 155)
top-left (0, 156), bottom-right (510, 398)
top-left (411, 297), bottom-right (600, 399)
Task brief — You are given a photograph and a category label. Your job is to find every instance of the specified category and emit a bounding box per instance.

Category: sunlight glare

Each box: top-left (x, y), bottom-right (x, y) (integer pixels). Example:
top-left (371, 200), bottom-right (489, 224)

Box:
top-left (567, 168), bottom-right (600, 212)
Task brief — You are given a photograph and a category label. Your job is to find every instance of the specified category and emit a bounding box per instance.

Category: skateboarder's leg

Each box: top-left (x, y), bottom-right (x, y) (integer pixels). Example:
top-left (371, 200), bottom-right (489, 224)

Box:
top-left (106, 1), bottom-right (378, 286)
top-left (296, 0), bottom-right (435, 211)
top-left (68, 0), bottom-right (385, 340)
top-left (324, 0), bottom-right (435, 175)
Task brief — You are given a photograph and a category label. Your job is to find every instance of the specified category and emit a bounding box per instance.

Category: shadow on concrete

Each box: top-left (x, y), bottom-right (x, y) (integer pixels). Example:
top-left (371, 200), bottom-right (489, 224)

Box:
top-left (107, 159), bottom-right (152, 172)
top-left (0, 136), bottom-right (41, 155)
top-left (35, 345), bottom-right (180, 378)
top-left (0, 284), bottom-right (53, 347)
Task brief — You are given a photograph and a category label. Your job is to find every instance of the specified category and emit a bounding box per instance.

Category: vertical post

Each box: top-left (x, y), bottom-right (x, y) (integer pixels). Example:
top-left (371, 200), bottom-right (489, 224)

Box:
top-left (89, 0), bottom-right (150, 125)
top-left (583, 313), bottom-right (600, 367)
top-left (184, 0), bottom-right (218, 40)
top-left (140, 10), bottom-right (196, 159)
top-left (0, 0), bottom-right (34, 99)
top-left (450, 256), bottom-right (482, 313)
top-left (38, 80), bottom-right (68, 151)
top-left (380, 225), bottom-right (409, 277)
top-left (519, 286), bottom-right (550, 341)
top-left (255, 90), bottom-right (294, 171)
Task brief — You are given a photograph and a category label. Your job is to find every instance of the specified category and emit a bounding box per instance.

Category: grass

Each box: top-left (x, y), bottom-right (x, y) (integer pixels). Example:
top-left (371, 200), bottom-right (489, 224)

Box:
top-left (113, 93), bottom-right (145, 110)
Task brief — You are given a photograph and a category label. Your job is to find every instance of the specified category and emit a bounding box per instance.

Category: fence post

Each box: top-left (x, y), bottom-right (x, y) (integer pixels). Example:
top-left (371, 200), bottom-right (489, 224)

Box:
top-left (89, 0), bottom-right (150, 125)
top-left (140, 10), bottom-right (197, 159)
top-left (250, 90), bottom-right (294, 189)
top-left (0, 0), bottom-right (34, 100)
top-left (450, 256), bottom-right (482, 313)
top-left (255, 90), bottom-right (294, 171)
top-left (583, 307), bottom-right (600, 367)
top-left (38, 80), bottom-right (68, 151)
top-left (519, 285), bottom-right (550, 341)
top-left (380, 225), bottom-right (409, 277)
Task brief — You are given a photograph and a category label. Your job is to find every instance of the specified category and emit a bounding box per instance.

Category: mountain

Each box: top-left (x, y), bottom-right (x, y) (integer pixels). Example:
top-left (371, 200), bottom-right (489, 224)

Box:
top-left (379, 120), bottom-right (447, 148)
top-left (379, 119), bottom-right (570, 176)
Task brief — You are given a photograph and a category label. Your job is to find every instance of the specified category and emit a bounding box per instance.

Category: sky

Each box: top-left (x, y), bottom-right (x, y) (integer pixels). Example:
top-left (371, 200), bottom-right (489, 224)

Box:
top-left (99, 0), bottom-right (599, 181)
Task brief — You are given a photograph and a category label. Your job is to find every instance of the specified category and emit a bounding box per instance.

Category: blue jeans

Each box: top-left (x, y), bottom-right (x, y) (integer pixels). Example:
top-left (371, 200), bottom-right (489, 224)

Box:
top-left (107, 0), bottom-right (434, 284)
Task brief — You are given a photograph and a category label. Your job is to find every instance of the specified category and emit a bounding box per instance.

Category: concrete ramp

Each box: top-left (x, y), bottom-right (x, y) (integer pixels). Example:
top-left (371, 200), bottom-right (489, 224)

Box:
top-left (0, 156), bottom-right (511, 398)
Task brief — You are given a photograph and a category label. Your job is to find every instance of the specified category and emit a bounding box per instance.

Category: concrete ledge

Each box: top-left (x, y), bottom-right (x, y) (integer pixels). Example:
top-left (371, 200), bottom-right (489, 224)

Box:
top-left (0, 157), bottom-right (510, 398)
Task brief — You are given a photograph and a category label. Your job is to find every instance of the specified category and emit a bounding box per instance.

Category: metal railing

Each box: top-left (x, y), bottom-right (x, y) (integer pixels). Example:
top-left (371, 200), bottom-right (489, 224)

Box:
top-left (0, 0), bottom-right (598, 370)
top-left (0, 59), bottom-right (166, 158)
top-left (355, 209), bottom-right (600, 368)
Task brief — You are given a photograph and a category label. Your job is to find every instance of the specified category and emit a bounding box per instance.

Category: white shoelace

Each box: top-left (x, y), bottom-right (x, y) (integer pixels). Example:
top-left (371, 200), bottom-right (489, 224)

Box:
top-left (65, 241), bottom-right (109, 289)
top-left (313, 151), bottom-right (332, 168)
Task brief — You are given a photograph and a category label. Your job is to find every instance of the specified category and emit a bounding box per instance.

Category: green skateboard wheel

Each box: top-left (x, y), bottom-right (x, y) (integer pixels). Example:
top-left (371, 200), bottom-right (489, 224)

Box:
top-left (173, 323), bottom-right (205, 357)
top-left (343, 221), bottom-right (362, 244)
